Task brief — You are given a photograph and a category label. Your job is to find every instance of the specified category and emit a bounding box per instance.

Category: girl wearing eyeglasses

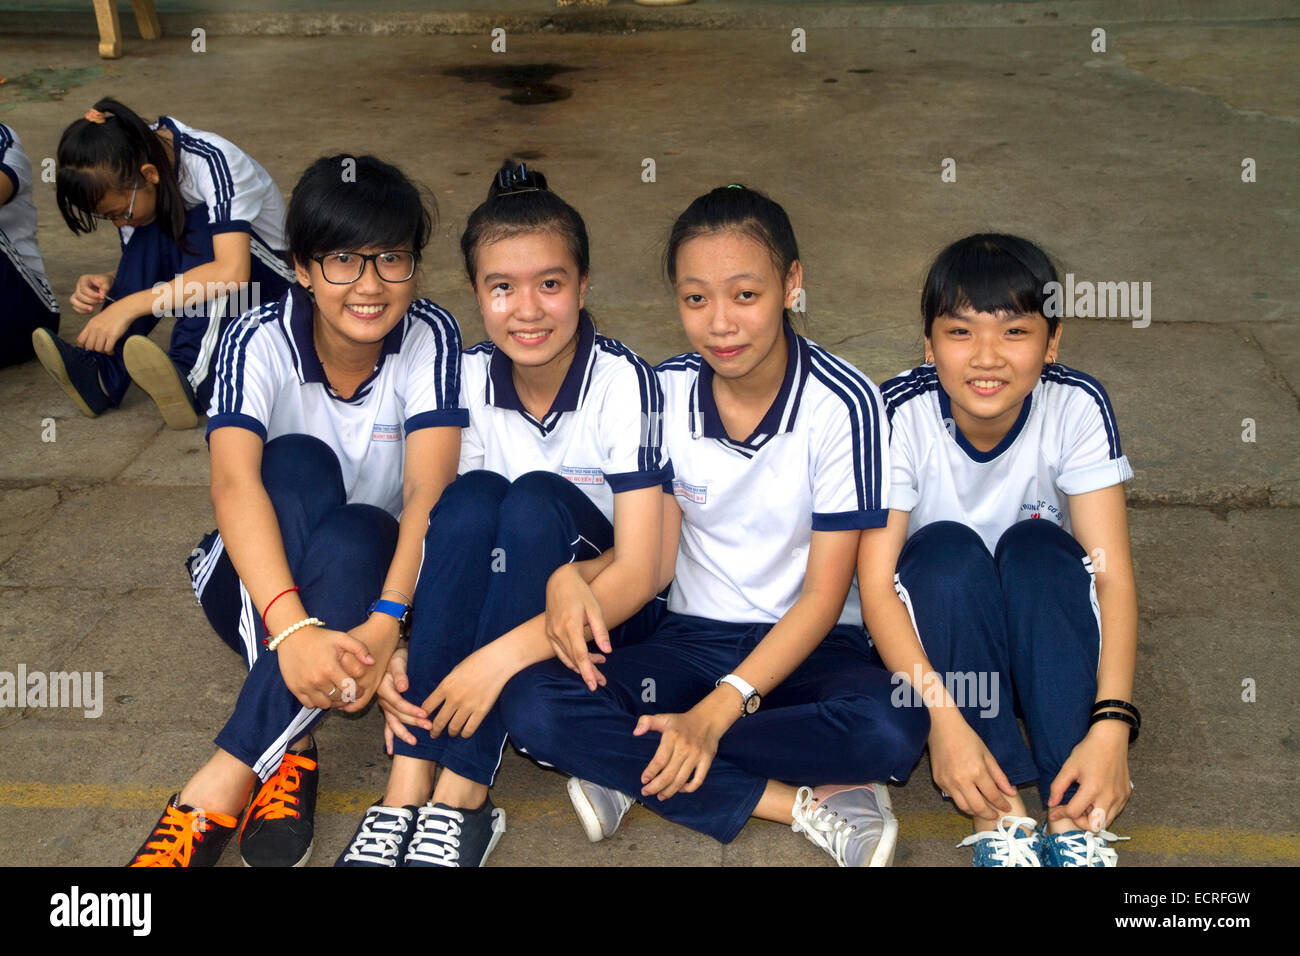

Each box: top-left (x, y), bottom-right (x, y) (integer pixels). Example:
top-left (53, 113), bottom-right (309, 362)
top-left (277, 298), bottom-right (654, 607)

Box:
top-left (34, 96), bottom-right (293, 429)
top-left (128, 155), bottom-right (466, 867)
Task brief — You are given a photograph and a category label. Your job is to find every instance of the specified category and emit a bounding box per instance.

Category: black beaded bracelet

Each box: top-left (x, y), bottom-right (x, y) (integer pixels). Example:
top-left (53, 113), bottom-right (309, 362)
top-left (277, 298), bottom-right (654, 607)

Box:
top-left (1090, 709), bottom-right (1139, 743)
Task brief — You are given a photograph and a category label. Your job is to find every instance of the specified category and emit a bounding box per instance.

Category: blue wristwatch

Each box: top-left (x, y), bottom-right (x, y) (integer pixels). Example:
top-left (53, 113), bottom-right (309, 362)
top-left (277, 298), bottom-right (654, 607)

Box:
top-left (368, 598), bottom-right (412, 638)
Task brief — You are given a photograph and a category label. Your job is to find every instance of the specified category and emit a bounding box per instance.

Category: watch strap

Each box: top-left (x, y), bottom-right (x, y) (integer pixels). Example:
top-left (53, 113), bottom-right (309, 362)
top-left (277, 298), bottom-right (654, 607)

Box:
top-left (716, 673), bottom-right (759, 714)
top-left (368, 598), bottom-right (410, 622)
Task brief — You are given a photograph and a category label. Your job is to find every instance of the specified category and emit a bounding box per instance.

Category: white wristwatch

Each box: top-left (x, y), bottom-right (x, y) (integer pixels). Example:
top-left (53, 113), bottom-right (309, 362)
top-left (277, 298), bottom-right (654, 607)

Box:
top-left (716, 673), bottom-right (761, 716)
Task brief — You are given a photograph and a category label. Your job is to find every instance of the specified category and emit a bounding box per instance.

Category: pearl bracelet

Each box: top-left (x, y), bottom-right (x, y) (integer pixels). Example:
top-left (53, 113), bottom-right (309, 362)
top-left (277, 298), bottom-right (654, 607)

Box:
top-left (267, 617), bottom-right (325, 652)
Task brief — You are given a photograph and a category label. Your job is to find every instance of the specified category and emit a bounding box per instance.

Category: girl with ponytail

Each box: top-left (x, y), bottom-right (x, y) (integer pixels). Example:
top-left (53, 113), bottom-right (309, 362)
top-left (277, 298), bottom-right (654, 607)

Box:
top-left (33, 97), bottom-right (292, 428)
top-left (336, 160), bottom-right (670, 868)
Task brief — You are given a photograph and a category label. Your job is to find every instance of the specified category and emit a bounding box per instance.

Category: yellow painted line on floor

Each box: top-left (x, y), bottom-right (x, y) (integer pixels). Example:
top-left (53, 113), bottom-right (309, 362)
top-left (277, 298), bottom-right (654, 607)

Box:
top-left (0, 782), bottom-right (576, 820)
top-left (3, 782), bottom-right (1297, 863)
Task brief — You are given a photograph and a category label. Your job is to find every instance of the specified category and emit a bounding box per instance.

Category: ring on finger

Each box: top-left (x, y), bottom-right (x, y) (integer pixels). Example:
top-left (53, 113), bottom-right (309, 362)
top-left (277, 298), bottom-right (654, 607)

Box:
top-left (327, 685), bottom-right (338, 697)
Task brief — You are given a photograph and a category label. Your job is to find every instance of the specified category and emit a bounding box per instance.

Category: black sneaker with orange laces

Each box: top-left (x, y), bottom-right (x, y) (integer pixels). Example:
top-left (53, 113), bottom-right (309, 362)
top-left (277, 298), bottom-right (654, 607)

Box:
top-left (238, 740), bottom-right (319, 867)
top-left (127, 795), bottom-right (239, 867)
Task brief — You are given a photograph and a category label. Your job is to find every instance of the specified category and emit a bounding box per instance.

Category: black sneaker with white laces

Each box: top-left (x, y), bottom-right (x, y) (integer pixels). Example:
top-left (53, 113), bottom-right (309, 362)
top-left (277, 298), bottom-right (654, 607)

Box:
top-left (403, 798), bottom-right (506, 867)
top-left (335, 803), bottom-right (418, 867)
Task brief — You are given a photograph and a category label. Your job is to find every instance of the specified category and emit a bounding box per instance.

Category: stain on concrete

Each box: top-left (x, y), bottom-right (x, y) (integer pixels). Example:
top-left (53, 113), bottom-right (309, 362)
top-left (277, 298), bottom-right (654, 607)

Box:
top-left (0, 66), bottom-right (103, 113)
top-left (442, 63), bottom-right (578, 106)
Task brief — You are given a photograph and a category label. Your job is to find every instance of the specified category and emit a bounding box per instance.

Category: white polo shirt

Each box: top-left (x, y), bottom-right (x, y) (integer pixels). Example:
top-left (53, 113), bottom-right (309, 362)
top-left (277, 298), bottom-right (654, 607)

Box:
top-left (206, 284), bottom-right (468, 518)
top-left (0, 124), bottom-right (59, 313)
top-left (459, 312), bottom-right (671, 523)
top-left (881, 362), bottom-right (1133, 554)
top-left (658, 324), bottom-right (891, 627)
top-left (121, 116), bottom-right (290, 272)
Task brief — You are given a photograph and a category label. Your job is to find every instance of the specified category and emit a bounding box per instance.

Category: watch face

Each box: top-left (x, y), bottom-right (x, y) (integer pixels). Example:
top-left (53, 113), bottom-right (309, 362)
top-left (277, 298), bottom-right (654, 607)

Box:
top-left (745, 693), bottom-right (761, 715)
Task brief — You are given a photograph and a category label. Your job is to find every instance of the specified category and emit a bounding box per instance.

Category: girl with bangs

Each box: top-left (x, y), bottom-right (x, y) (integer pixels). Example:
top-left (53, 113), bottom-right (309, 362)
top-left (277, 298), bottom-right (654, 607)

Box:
top-left (35, 97), bottom-right (292, 428)
top-left (863, 234), bottom-right (1140, 866)
top-left (128, 155), bottom-right (466, 868)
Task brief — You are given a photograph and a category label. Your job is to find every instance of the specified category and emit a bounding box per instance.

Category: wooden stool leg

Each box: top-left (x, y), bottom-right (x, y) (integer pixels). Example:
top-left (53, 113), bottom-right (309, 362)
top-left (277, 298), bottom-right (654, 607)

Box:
top-left (131, 0), bottom-right (161, 40)
top-left (92, 0), bottom-right (122, 59)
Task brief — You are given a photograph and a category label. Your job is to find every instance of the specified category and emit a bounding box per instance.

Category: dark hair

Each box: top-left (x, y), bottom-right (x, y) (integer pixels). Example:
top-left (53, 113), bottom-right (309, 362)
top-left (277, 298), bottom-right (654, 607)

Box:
top-left (663, 183), bottom-right (801, 324)
top-left (459, 160), bottom-right (590, 285)
top-left (56, 97), bottom-right (188, 245)
top-left (920, 233), bottom-right (1061, 338)
top-left (286, 155), bottom-right (434, 269)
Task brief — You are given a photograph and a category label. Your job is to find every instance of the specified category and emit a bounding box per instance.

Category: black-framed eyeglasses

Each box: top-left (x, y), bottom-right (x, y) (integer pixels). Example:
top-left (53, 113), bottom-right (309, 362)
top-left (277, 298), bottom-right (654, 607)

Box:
top-left (312, 250), bottom-right (417, 284)
top-left (91, 183), bottom-right (138, 224)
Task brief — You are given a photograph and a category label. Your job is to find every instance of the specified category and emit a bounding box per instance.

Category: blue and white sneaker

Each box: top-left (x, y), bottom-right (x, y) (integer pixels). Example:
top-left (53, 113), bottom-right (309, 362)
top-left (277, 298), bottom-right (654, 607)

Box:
top-left (403, 799), bottom-right (505, 867)
top-left (334, 803), bottom-right (417, 867)
top-left (567, 777), bottom-right (635, 843)
top-left (1040, 823), bottom-right (1127, 866)
top-left (956, 815), bottom-right (1044, 866)
top-left (31, 327), bottom-right (109, 418)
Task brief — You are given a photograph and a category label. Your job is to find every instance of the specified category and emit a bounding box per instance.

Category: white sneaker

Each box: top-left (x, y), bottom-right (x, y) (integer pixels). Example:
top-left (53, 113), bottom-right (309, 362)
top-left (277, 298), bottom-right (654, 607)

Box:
top-left (791, 783), bottom-right (899, 867)
top-left (956, 815), bottom-right (1044, 866)
top-left (567, 777), bottom-right (635, 842)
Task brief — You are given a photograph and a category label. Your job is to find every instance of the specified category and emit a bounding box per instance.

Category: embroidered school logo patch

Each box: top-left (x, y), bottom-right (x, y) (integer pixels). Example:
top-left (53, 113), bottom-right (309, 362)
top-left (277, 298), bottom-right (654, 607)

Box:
top-left (371, 424), bottom-right (401, 442)
top-left (561, 465), bottom-right (605, 485)
top-left (672, 479), bottom-right (707, 504)
top-left (1020, 500), bottom-right (1063, 523)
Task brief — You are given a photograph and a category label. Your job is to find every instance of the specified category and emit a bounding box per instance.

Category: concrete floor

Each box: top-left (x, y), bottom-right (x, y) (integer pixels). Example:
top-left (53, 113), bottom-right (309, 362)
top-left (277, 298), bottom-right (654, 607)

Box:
top-left (0, 3), bottom-right (1297, 867)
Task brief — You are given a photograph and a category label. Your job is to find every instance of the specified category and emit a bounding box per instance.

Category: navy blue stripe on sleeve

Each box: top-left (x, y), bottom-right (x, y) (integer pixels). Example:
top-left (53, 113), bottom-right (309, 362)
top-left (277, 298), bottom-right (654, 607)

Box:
top-left (607, 463), bottom-right (674, 494)
top-left (598, 338), bottom-right (668, 477)
top-left (210, 219), bottom-right (252, 235)
top-left (812, 509), bottom-right (890, 531)
top-left (1041, 364), bottom-right (1124, 459)
top-left (807, 344), bottom-right (884, 514)
top-left (880, 366), bottom-right (938, 423)
top-left (205, 412), bottom-right (267, 442)
top-left (182, 133), bottom-right (235, 223)
top-left (405, 409), bottom-right (470, 432)
top-left (409, 300), bottom-right (464, 416)
top-left (215, 304), bottom-right (274, 415)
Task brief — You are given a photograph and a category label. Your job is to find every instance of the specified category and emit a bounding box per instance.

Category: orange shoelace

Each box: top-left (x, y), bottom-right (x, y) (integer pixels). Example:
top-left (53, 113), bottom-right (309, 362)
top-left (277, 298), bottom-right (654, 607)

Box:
top-left (240, 751), bottom-right (318, 838)
top-left (130, 802), bottom-right (238, 867)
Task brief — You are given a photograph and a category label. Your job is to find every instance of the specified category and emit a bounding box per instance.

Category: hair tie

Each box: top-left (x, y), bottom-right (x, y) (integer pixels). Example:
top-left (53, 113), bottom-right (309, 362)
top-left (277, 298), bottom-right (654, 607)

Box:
top-left (726, 183), bottom-right (743, 189)
top-left (496, 162), bottom-right (540, 197)
top-left (84, 108), bottom-right (108, 124)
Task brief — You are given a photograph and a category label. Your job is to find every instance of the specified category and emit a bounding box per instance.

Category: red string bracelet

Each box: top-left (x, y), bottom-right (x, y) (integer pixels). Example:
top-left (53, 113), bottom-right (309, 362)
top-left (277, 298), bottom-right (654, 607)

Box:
top-left (262, 586), bottom-right (300, 638)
